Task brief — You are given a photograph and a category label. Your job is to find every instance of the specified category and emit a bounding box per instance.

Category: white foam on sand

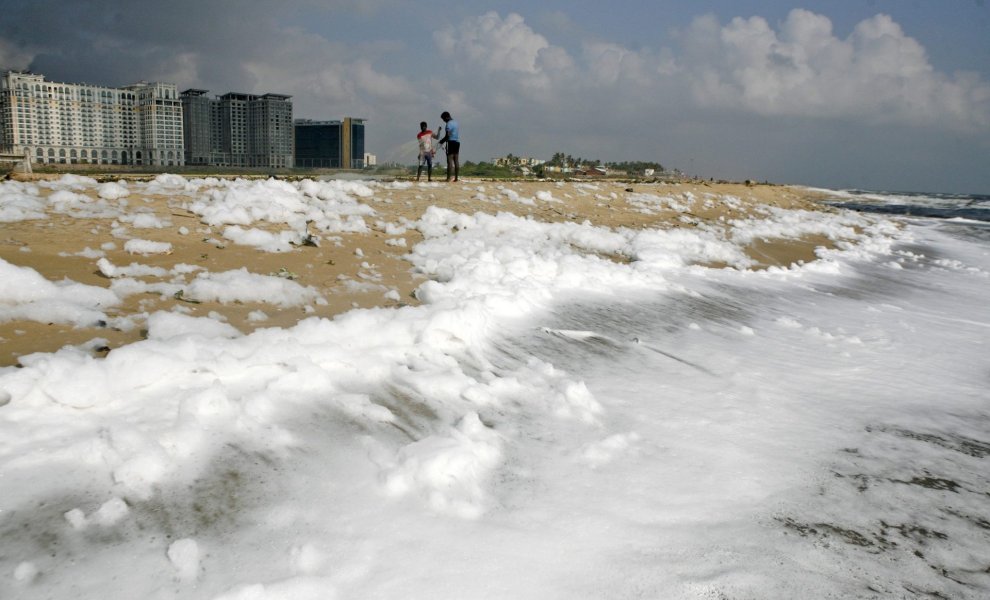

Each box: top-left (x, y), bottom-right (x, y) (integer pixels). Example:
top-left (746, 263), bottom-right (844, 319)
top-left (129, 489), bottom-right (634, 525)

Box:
top-left (0, 176), bottom-right (988, 599)
top-left (0, 257), bottom-right (120, 326)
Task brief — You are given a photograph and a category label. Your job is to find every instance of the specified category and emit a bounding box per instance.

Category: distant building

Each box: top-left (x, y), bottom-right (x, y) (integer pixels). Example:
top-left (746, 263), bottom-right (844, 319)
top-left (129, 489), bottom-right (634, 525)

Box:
top-left (1, 70), bottom-right (184, 166)
top-left (180, 89), bottom-right (211, 165)
top-left (363, 152), bottom-right (376, 167)
top-left (343, 117), bottom-right (366, 169)
top-left (492, 155), bottom-right (545, 168)
top-left (574, 167), bottom-right (605, 178)
top-left (294, 120), bottom-right (342, 168)
top-left (249, 93), bottom-right (293, 168)
top-left (294, 117), bottom-right (366, 169)
top-left (180, 89), bottom-right (293, 168)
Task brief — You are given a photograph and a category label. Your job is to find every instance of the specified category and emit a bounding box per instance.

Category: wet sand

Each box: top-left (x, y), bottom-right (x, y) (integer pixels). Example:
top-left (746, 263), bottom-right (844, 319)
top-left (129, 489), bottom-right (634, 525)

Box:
top-left (0, 175), bottom-right (835, 366)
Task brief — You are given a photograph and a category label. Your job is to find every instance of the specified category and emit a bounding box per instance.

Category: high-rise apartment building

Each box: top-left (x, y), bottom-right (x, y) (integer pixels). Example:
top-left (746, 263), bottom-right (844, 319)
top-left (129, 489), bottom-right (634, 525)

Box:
top-left (180, 89), bottom-right (211, 166)
top-left (180, 90), bottom-right (293, 168)
top-left (250, 93), bottom-right (293, 168)
top-left (0, 70), bottom-right (183, 166)
top-left (294, 117), bottom-right (366, 169)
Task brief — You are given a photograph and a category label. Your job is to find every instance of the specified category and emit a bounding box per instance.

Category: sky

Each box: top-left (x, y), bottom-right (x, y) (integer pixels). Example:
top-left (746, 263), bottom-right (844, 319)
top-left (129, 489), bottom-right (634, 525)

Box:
top-left (1, 0), bottom-right (988, 193)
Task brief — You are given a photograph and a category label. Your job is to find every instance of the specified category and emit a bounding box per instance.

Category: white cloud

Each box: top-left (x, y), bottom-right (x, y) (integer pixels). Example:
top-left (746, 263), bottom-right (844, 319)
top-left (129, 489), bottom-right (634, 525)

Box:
top-left (352, 60), bottom-right (415, 100)
top-left (434, 9), bottom-right (990, 132)
top-left (434, 12), bottom-right (663, 107)
top-left (435, 12), bottom-right (553, 74)
top-left (582, 42), bottom-right (651, 87)
top-left (537, 45), bottom-right (576, 72)
top-left (678, 9), bottom-right (990, 129)
top-left (240, 28), bottom-right (416, 118)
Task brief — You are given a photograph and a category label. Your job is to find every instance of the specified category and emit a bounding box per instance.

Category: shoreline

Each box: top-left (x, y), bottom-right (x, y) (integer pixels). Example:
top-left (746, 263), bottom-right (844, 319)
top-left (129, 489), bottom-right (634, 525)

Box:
top-left (1, 174), bottom-right (837, 366)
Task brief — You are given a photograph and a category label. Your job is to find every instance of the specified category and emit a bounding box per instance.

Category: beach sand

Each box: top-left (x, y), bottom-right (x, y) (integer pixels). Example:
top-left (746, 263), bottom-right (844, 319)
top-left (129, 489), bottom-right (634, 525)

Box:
top-left (0, 176), bottom-right (833, 366)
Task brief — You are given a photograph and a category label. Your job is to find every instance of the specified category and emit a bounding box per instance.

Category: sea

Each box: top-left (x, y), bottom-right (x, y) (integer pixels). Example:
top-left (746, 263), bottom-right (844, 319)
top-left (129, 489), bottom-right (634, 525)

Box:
top-left (475, 189), bottom-right (990, 598)
top-left (825, 189), bottom-right (990, 223)
top-left (1, 179), bottom-right (987, 599)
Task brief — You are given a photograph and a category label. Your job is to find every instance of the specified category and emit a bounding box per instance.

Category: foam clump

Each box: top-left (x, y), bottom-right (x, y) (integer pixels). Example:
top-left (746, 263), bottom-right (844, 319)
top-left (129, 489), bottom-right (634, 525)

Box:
top-left (124, 238), bottom-right (172, 255)
top-left (167, 538), bottom-right (201, 582)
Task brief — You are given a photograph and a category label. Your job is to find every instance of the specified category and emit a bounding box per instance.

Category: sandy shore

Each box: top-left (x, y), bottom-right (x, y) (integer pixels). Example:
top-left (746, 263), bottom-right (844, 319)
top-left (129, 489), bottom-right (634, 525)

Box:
top-left (1, 175), bottom-right (833, 366)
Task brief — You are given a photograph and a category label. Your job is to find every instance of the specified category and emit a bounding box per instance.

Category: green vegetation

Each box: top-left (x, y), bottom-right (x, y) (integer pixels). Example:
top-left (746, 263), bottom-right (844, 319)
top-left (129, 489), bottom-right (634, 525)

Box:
top-left (604, 160), bottom-right (665, 173)
top-left (546, 152), bottom-right (599, 168)
top-left (543, 152), bottom-right (666, 175)
top-left (458, 161), bottom-right (515, 178)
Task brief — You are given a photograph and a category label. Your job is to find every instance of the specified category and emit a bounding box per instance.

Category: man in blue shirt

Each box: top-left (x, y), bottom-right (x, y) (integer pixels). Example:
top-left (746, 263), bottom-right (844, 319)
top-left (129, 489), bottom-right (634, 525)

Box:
top-left (436, 111), bottom-right (460, 182)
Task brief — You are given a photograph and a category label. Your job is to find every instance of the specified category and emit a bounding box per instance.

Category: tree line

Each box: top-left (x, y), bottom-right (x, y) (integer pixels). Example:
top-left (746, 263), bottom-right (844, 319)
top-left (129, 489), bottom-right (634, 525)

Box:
top-left (546, 152), bottom-right (664, 173)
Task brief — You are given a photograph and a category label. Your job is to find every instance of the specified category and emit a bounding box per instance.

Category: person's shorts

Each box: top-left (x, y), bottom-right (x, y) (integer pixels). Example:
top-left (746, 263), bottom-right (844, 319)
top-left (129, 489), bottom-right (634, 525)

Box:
top-left (421, 153), bottom-right (433, 168)
top-left (447, 141), bottom-right (460, 156)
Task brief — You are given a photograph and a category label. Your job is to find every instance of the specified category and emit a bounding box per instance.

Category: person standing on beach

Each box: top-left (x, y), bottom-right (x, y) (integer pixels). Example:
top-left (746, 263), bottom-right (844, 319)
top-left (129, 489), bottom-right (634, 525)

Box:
top-left (435, 111), bottom-right (460, 182)
top-left (416, 121), bottom-right (435, 182)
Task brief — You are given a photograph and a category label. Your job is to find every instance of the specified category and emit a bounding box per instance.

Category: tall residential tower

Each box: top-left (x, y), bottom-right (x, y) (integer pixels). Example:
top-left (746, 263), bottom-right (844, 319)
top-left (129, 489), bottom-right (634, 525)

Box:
top-left (0, 70), bottom-right (183, 166)
top-left (180, 90), bottom-right (293, 168)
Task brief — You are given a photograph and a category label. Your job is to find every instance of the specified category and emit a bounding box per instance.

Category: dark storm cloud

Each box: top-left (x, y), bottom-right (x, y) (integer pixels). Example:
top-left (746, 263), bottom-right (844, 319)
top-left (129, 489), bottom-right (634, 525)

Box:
top-left (0, 0), bottom-right (322, 88)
